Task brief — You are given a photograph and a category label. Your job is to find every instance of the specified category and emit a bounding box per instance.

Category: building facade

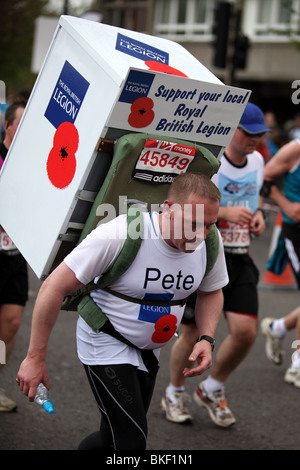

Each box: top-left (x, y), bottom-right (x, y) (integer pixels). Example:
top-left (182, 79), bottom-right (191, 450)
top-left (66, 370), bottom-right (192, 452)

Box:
top-left (98, 0), bottom-right (300, 125)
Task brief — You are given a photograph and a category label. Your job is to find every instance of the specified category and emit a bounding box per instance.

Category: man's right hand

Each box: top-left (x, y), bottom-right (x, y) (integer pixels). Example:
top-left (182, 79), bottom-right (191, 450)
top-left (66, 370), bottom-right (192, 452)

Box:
top-left (16, 357), bottom-right (50, 402)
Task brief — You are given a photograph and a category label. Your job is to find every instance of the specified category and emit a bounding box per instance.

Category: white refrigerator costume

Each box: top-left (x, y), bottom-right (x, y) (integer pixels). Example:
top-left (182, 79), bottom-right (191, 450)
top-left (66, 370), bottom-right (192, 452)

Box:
top-left (64, 211), bottom-right (228, 372)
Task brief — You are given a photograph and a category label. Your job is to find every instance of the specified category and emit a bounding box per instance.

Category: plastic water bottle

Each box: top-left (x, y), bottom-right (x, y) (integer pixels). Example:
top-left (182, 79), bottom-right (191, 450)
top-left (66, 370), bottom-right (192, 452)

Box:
top-left (34, 383), bottom-right (55, 414)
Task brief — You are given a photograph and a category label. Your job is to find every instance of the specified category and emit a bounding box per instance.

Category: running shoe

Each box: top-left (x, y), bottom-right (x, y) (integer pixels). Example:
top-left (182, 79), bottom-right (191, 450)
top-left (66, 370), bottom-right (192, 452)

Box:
top-left (0, 389), bottom-right (17, 412)
top-left (161, 390), bottom-right (192, 424)
top-left (284, 366), bottom-right (300, 388)
top-left (261, 317), bottom-right (284, 365)
top-left (193, 381), bottom-right (235, 428)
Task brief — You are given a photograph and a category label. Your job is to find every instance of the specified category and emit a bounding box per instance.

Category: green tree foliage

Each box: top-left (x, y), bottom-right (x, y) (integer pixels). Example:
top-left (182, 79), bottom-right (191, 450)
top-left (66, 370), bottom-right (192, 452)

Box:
top-left (0, 0), bottom-right (48, 95)
top-left (269, 1), bottom-right (300, 52)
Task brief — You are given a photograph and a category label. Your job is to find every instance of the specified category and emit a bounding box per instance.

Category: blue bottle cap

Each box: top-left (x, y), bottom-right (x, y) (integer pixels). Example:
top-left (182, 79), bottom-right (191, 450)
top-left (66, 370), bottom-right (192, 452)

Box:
top-left (43, 400), bottom-right (55, 414)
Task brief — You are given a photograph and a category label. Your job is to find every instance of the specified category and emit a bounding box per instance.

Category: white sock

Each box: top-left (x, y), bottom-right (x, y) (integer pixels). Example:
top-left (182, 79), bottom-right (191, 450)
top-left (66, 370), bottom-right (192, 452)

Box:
top-left (202, 376), bottom-right (223, 394)
top-left (166, 384), bottom-right (185, 397)
top-left (271, 318), bottom-right (287, 338)
top-left (291, 352), bottom-right (300, 368)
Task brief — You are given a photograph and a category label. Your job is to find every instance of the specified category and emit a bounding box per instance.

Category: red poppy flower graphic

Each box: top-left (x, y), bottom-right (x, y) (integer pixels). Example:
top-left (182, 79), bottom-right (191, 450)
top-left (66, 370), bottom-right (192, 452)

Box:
top-left (152, 314), bottom-right (178, 344)
top-left (145, 60), bottom-right (188, 77)
top-left (128, 96), bottom-right (155, 128)
top-left (47, 121), bottom-right (79, 189)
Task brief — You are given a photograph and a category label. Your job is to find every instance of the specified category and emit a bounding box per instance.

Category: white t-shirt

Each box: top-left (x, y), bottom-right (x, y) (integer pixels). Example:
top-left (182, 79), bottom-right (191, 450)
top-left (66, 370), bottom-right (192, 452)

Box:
top-left (64, 211), bottom-right (228, 370)
top-left (211, 151), bottom-right (264, 251)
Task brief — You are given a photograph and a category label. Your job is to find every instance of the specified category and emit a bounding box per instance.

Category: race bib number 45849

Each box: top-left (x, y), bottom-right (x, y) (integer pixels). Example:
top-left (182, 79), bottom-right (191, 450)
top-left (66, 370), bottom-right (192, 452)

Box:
top-left (133, 139), bottom-right (195, 184)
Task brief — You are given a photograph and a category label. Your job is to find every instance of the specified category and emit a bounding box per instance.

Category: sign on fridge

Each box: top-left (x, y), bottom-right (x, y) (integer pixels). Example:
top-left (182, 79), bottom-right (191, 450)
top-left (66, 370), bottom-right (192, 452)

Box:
top-left (107, 68), bottom-right (250, 146)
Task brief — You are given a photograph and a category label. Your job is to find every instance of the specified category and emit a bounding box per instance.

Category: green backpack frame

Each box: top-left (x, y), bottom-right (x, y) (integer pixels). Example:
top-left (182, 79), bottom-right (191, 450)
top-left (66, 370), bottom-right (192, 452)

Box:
top-left (63, 207), bottom-right (219, 332)
top-left (62, 133), bottom-right (220, 333)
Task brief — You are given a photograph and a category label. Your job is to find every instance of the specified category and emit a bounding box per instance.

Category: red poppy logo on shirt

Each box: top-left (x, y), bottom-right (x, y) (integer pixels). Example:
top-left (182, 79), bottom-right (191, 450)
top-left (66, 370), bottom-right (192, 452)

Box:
top-left (47, 121), bottom-right (79, 189)
top-left (152, 314), bottom-right (177, 343)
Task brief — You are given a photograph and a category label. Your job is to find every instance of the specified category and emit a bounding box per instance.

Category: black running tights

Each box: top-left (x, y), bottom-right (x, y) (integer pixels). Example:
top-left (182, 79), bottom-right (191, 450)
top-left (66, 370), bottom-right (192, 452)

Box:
top-left (78, 363), bottom-right (157, 450)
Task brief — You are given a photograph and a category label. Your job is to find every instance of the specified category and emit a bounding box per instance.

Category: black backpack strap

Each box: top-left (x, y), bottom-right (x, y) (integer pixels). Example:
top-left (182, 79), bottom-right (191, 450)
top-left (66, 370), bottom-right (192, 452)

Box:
top-left (77, 295), bottom-right (159, 377)
top-left (101, 320), bottom-right (159, 379)
top-left (102, 286), bottom-right (187, 306)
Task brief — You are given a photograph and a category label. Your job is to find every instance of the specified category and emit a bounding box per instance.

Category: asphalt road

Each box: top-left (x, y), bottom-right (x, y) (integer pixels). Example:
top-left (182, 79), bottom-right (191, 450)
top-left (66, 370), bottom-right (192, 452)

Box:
top-left (1, 210), bottom-right (299, 452)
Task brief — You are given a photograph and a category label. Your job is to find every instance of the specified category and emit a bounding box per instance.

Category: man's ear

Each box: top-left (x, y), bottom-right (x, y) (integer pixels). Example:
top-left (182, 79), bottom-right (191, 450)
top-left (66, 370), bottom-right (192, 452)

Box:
top-left (163, 200), bottom-right (173, 213)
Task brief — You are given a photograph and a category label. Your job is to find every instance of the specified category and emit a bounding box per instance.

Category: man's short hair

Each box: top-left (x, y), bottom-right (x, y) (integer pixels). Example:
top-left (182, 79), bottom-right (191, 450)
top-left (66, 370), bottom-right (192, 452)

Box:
top-left (5, 101), bottom-right (26, 126)
top-left (167, 172), bottom-right (221, 204)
